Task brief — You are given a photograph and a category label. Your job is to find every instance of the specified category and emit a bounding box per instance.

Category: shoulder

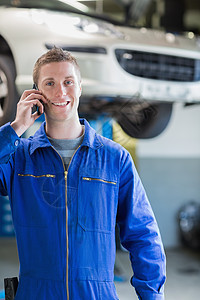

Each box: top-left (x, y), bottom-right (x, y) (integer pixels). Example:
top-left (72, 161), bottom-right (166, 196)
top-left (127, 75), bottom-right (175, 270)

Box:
top-left (96, 133), bottom-right (130, 161)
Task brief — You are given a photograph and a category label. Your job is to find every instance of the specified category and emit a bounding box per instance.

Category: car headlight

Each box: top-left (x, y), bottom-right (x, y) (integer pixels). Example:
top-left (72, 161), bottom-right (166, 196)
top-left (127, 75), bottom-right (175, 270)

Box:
top-left (75, 18), bottom-right (125, 39)
top-left (30, 9), bottom-right (125, 39)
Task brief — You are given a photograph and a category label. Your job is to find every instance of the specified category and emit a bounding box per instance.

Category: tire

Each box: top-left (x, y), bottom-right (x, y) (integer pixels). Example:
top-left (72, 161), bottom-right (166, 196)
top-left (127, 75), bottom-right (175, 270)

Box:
top-left (178, 201), bottom-right (200, 249)
top-left (0, 55), bottom-right (18, 126)
top-left (115, 101), bottom-right (173, 139)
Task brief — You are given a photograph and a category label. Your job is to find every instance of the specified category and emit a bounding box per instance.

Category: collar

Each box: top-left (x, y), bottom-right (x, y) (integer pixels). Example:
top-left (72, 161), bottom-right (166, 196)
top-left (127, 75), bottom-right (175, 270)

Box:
top-left (29, 118), bottom-right (103, 155)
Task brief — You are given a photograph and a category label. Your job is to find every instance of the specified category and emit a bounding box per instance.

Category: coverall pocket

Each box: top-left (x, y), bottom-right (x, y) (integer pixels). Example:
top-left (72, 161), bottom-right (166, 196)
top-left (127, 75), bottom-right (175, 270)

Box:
top-left (14, 173), bottom-right (58, 227)
top-left (78, 174), bottom-right (118, 233)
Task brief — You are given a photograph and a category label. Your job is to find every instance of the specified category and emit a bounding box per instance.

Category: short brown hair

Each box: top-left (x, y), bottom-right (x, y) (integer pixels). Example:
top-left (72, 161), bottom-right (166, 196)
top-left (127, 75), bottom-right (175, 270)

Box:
top-left (33, 47), bottom-right (81, 84)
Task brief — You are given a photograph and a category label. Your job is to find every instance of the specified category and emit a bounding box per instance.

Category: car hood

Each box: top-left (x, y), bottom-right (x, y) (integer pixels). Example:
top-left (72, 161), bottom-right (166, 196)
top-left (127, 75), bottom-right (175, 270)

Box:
top-left (1, 6), bottom-right (200, 57)
top-left (118, 26), bottom-right (200, 54)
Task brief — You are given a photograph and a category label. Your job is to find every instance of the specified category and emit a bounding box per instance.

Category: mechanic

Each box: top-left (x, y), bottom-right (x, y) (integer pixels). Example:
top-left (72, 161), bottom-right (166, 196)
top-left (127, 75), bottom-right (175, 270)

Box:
top-left (0, 47), bottom-right (166, 299)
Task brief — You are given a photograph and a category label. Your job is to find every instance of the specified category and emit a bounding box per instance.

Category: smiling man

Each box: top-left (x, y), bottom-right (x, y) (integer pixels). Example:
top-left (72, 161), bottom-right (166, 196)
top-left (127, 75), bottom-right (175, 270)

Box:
top-left (38, 61), bottom-right (82, 139)
top-left (12, 48), bottom-right (83, 140)
top-left (0, 47), bottom-right (166, 300)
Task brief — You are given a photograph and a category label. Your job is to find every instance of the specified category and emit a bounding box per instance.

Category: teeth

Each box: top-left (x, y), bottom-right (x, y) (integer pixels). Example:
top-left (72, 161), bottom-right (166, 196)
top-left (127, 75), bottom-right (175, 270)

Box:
top-left (52, 102), bottom-right (69, 106)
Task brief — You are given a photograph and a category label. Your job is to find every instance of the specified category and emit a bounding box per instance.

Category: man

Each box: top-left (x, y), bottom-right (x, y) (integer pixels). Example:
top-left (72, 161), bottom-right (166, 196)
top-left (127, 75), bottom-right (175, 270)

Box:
top-left (0, 47), bottom-right (166, 299)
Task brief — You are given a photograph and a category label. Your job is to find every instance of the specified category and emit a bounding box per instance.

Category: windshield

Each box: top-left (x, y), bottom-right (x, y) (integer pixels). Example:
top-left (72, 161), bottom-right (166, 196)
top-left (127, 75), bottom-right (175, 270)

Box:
top-left (0, 0), bottom-right (124, 25)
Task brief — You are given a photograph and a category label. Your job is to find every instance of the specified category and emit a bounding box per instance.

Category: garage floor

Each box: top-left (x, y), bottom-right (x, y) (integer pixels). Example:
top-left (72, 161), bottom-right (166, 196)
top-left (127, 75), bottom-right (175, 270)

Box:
top-left (0, 238), bottom-right (200, 299)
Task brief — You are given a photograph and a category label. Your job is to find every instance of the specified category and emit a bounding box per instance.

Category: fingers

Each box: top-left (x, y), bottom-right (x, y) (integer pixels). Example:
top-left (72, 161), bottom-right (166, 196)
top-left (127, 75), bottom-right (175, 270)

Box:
top-left (11, 89), bottom-right (47, 136)
top-left (20, 89), bottom-right (48, 104)
top-left (17, 97), bottom-right (43, 114)
top-left (18, 89), bottom-right (47, 116)
top-left (32, 110), bottom-right (42, 122)
top-left (33, 99), bottom-right (44, 115)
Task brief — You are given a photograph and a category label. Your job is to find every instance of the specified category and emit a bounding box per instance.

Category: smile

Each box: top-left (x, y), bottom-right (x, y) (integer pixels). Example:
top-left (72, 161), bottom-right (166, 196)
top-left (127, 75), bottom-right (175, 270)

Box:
top-left (51, 101), bottom-right (70, 106)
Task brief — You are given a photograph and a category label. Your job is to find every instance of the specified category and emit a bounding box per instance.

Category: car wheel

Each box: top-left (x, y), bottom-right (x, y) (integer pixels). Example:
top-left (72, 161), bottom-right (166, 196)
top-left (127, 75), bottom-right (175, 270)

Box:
top-left (0, 55), bottom-right (18, 126)
top-left (115, 101), bottom-right (173, 139)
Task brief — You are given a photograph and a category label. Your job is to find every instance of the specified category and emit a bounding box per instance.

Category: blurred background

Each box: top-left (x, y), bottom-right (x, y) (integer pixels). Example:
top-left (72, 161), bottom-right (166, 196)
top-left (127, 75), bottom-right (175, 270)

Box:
top-left (0, 1), bottom-right (200, 299)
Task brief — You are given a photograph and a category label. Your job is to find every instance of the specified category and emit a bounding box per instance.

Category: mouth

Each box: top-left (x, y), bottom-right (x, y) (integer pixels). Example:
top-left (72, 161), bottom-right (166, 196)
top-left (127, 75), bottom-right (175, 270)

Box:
top-left (51, 101), bottom-right (70, 107)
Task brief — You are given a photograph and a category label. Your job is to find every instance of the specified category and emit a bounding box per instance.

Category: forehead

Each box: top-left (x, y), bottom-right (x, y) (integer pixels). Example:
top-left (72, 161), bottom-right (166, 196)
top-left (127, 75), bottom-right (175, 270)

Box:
top-left (39, 61), bottom-right (78, 81)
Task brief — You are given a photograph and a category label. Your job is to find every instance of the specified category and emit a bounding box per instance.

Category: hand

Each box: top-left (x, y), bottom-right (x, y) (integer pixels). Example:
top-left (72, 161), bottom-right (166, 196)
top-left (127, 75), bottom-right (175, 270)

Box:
top-left (11, 89), bottom-right (47, 136)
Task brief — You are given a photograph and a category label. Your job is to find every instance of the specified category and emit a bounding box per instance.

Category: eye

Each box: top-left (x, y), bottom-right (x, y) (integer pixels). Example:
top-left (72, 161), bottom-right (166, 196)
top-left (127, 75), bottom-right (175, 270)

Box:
top-left (65, 80), bottom-right (73, 86)
top-left (46, 81), bottom-right (54, 86)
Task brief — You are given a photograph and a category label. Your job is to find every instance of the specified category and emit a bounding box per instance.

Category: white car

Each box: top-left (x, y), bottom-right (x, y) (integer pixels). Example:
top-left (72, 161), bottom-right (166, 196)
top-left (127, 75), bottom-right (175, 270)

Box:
top-left (0, 0), bottom-right (200, 138)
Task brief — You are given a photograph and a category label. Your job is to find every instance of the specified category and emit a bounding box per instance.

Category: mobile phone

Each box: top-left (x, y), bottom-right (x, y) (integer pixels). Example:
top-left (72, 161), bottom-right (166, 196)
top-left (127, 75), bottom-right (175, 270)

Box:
top-left (32, 83), bottom-right (44, 115)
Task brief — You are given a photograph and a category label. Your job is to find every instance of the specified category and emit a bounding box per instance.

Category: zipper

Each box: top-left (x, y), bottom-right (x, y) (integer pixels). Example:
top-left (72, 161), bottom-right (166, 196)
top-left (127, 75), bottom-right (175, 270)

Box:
top-left (18, 173), bottom-right (55, 178)
top-left (52, 145), bottom-right (81, 300)
top-left (64, 169), bottom-right (69, 300)
top-left (82, 177), bottom-right (117, 185)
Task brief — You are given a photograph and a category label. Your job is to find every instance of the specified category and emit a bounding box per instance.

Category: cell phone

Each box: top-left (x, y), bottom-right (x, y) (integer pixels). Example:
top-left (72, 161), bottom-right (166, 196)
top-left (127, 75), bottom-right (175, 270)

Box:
top-left (32, 83), bottom-right (44, 115)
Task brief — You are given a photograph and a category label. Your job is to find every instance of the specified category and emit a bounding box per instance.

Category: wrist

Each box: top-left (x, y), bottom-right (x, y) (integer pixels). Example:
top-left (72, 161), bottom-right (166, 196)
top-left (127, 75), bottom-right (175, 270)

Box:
top-left (10, 121), bottom-right (26, 137)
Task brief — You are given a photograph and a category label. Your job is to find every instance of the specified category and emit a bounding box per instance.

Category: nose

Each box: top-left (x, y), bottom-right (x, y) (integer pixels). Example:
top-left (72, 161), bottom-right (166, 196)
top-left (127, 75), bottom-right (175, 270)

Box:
top-left (55, 84), bottom-right (66, 97)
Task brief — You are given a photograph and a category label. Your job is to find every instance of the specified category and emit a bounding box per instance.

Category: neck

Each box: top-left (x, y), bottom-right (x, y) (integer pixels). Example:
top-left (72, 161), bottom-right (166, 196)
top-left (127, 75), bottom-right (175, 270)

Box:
top-left (45, 116), bottom-right (83, 139)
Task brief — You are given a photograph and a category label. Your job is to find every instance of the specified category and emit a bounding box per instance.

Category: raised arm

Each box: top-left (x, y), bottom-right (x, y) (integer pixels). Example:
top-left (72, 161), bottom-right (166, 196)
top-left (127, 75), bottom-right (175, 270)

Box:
top-left (0, 88), bottom-right (47, 194)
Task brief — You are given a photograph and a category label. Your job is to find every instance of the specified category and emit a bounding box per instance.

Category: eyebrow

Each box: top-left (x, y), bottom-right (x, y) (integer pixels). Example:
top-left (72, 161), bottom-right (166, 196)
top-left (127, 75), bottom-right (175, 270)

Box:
top-left (42, 77), bottom-right (54, 82)
top-left (42, 76), bottom-right (75, 82)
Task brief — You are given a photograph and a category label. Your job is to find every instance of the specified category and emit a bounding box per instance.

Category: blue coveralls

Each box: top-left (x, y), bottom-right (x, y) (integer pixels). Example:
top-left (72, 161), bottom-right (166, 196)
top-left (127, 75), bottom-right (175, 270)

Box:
top-left (0, 119), bottom-right (166, 299)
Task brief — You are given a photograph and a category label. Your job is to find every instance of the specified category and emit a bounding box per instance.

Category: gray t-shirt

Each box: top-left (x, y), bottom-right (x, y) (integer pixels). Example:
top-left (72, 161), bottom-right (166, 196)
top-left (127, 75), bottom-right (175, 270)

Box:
top-left (48, 127), bottom-right (85, 169)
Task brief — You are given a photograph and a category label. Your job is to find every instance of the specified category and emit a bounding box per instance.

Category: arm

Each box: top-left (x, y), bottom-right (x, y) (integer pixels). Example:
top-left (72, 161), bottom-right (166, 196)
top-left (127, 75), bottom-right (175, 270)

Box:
top-left (0, 87), bottom-right (47, 161)
top-left (0, 88), bottom-right (47, 194)
top-left (117, 151), bottom-right (166, 300)
top-left (0, 123), bottom-right (20, 196)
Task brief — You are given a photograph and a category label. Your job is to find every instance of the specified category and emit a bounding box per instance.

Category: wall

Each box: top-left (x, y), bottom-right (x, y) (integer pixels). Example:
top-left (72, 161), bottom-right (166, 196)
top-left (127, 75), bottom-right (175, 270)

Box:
top-left (137, 103), bottom-right (200, 248)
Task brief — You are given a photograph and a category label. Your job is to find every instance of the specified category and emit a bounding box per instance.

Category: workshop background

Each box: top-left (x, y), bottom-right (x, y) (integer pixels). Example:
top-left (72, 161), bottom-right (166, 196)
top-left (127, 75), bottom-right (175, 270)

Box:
top-left (0, 1), bottom-right (200, 300)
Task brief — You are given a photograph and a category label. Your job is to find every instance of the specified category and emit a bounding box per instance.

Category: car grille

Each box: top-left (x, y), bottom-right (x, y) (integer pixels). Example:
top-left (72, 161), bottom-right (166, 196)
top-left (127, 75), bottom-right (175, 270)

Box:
top-left (115, 49), bottom-right (200, 82)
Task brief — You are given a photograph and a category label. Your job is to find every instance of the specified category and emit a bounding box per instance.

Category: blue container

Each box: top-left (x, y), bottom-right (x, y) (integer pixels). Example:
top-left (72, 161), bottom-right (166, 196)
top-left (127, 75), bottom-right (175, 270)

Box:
top-left (0, 289), bottom-right (5, 299)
